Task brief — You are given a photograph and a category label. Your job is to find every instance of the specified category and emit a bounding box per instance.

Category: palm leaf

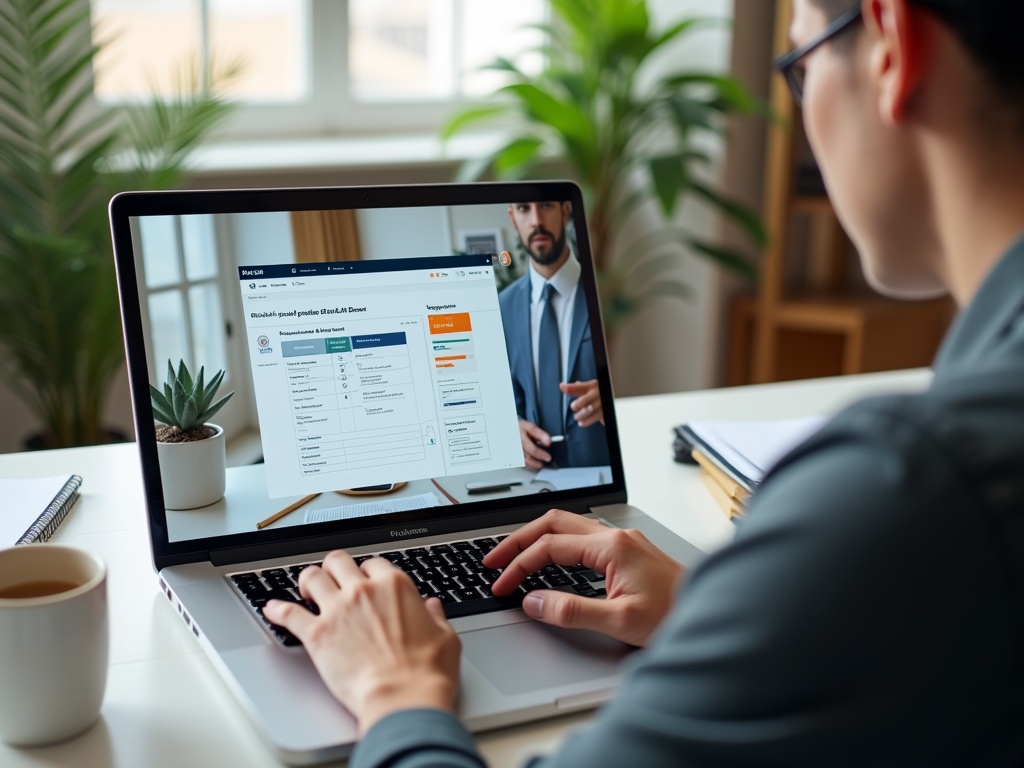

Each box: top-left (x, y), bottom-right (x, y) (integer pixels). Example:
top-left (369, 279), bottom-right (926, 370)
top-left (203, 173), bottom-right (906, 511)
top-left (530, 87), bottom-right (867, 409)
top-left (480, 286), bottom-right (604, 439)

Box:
top-left (0, 0), bottom-right (235, 446)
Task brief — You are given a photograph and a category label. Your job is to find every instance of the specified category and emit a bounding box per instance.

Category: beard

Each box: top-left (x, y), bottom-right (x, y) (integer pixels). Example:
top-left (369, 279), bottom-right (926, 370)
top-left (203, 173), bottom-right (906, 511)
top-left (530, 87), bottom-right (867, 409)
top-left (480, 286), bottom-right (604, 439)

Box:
top-left (525, 226), bottom-right (567, 266)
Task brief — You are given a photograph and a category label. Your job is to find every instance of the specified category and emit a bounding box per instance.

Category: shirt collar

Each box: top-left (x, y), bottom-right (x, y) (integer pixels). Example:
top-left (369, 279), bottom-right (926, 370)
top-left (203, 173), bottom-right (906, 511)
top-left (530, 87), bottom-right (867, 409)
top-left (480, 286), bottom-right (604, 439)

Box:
top-left (529, 255), bottom-right (581, 304)
top-left (933, 229), bottom-right (1024, 376)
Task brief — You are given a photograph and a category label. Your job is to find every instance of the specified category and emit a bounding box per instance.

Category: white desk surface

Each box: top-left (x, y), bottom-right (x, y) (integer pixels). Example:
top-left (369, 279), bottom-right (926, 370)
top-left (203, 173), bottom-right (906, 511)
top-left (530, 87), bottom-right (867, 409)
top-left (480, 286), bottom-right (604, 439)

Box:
top-left (0, 369), bottom-right (931, 767)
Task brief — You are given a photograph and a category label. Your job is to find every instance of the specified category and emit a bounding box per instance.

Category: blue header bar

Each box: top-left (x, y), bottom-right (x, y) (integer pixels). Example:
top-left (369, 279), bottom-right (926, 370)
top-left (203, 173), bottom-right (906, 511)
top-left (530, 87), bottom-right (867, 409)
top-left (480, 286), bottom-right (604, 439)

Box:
top-left (352, 332), bottom-right (407, 350)
top-left (238, 254), bottom-right (492, 281)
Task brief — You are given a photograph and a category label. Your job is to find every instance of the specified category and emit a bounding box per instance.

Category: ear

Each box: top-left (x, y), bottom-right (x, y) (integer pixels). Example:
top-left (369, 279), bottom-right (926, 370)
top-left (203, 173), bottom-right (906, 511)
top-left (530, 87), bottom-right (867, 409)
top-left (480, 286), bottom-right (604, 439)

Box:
top-left (561, 202), bottom-right (571, 226)
top-left (865, 0), bottom-right (927, 124)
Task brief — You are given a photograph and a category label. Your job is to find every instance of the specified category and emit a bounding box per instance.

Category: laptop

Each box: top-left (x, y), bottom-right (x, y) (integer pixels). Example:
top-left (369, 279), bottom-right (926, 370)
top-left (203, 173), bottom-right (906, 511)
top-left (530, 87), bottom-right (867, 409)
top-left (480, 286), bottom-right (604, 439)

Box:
top-left (109, 181), bottom-right (704, 765)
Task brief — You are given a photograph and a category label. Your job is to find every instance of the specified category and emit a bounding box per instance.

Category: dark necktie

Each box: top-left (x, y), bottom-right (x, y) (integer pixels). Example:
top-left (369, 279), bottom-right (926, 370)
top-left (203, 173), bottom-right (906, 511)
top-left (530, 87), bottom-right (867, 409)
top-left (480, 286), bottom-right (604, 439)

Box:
top-left (537, 283), bottom-right (567, 466)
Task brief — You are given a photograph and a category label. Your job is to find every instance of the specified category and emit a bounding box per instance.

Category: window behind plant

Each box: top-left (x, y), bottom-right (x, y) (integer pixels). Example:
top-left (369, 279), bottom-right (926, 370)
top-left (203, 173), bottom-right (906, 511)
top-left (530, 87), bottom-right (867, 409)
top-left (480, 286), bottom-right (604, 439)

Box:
top-left (91, 0), bottom-right (307, 101)
top-left (90, 0), bottom-right (544, 121)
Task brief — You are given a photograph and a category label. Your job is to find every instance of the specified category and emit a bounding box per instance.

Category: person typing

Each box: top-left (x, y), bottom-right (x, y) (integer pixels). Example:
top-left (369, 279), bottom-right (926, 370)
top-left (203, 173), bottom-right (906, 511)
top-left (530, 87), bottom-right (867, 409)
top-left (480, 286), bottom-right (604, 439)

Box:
top-left (265, 1), bottom-right (1024, 765)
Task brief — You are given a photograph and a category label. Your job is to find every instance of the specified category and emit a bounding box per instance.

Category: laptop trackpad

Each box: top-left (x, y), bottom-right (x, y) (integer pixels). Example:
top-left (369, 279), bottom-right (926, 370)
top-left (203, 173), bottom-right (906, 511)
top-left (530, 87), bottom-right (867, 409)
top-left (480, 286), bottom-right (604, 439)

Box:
top-left (461, 621), bottom-right (633, 696)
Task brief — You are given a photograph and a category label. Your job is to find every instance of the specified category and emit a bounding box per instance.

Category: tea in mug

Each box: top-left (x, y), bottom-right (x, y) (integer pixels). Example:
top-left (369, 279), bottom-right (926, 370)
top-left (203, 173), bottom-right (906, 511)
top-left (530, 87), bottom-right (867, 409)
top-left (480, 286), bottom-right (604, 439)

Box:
top-left (0, 580), bottom-right (82, 599)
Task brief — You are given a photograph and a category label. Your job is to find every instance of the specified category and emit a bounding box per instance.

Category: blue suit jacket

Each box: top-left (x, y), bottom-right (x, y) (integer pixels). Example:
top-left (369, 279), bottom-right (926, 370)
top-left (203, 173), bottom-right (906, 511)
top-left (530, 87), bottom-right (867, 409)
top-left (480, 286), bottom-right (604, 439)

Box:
top-left (497, 273), bottom-right (609, 468)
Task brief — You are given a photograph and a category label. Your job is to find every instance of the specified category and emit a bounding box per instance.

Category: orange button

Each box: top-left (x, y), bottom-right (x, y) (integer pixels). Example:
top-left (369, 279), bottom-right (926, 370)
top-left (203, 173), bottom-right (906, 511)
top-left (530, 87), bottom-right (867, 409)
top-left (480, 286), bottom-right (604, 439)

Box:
top-left (428, 313), bottom-right (472, 335)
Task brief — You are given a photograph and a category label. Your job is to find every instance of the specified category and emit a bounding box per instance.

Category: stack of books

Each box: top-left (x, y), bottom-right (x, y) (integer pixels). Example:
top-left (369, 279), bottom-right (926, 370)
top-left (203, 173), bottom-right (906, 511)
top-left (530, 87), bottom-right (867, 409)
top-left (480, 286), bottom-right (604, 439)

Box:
top-left (674, 416), bottom-right (827, 521)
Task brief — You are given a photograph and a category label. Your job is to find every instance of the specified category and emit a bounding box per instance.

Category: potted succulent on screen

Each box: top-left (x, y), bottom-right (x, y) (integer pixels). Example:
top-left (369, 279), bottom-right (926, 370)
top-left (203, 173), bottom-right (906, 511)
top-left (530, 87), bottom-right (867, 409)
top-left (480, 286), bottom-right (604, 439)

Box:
top-left (150, 361), bottom-right (234, 510)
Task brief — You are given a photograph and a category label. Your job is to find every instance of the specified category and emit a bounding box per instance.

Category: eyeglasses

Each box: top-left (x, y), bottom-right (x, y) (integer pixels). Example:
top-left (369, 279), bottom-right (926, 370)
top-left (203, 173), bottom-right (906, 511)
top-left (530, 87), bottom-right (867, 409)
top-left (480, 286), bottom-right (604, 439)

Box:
top-left (774, 5), bottom-right (864, 108)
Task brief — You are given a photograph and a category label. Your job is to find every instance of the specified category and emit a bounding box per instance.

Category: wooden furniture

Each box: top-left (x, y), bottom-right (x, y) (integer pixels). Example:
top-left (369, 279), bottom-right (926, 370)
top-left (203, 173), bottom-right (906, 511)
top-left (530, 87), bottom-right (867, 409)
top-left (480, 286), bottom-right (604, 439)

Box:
top-left (0, 369), bottom-right (931, 768)
top-left (728, 0), bottom-right (954, 386)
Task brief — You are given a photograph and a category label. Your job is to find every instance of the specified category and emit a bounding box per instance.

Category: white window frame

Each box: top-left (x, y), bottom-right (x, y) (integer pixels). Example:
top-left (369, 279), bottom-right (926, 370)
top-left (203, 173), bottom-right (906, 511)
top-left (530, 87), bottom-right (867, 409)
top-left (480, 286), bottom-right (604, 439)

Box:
top-left (89, 0), bottom-right (546, 140)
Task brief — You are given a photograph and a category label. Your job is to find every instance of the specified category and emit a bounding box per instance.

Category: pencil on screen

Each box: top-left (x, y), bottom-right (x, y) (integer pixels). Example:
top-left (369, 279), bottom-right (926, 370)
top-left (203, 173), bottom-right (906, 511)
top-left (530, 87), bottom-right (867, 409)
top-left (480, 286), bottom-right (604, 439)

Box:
top-left (256, 493), bottom-right (321, 530)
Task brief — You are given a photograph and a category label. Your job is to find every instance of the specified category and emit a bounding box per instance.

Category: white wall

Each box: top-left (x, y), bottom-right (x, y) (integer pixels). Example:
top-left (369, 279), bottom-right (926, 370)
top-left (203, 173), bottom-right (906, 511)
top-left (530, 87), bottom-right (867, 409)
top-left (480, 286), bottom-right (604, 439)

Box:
top-left (357, 206), bottom-right (450, 259)
top-left (230, 211), bottom-right (295, 265)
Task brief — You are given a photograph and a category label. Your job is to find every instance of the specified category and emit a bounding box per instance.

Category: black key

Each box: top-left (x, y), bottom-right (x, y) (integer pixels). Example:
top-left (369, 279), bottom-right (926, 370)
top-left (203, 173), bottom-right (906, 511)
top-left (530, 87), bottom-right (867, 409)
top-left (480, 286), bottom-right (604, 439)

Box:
top-left (432, 579), bottom-right (459, 591)
top-left (232, 573), bottom-right (259, 584)
top-left (579, 570), bottom-right (604, 583)
top-left (562, 564), bottom-right (588, 573)
top-left (463, 559), bottom-right (485, 574)
top-left (543, 574), bottom-right (572, 587)
top-left (438, 564), bottom-right (466, 579)
top-left (460, 573), bottom-right (484, 587)
top-left (496, 535), bottom-right (508, 542)
top-left (447, 551), bottom-right (472, 564)
top-left (572, 583), bottom-right (598, 596)
top-left (380, 551), bottom-right (404, 562)
top-left (429, 544), bottom-right (454, 555)
top-left (522, 577), bottom-right (546, 592)
top-left (394, 559), bottom-right (418, 572)
top-left (236, 581), bottom-right (268, 598)
top-left (267, 576), bottom-right (295, 590)
top-left (405, 548), bottom-right (429, 558)
top-left (434, 592), bottom-right (457, 604)
top-left (540, 564), bottom-right (564, 577)
top-left (420, 555), bottom-right (447, 568)
top-left (441, 591), bottom-right (525, 619)
top-left (465, 548), bottom-right (484, 561)
top-left (288, 564), bottom-right (313, 578)
top-left (473, 538), bottom-right (497, 547)
top-left (455, 588), bottom-right (483, 601)
top-left (353, 555), bottom-right (375, 565)
top-left (417, 582), bottom-right (439, 597)
top-left (274, 628), bottom-right (302, 647)
top-left (572, 573), bottom-right (592, 586)
top-left (451, 541), bottom-right (475, 551)
top-left (480, 568), bottom-right (502, 583)
top-left (253, 588), bottom-right (298, 607)
top-left (417, 569), bottom-right (442, 583)
top-left (261, 568), bottom-right (288, 580)
top-left (594, 588), bottom-right (607, 597)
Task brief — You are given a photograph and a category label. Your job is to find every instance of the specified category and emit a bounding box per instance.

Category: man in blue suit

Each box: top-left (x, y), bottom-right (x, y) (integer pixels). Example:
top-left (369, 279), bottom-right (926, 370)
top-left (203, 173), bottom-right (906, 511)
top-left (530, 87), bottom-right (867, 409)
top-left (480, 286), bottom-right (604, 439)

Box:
top-left (497, 200), bottom-right (610, 469)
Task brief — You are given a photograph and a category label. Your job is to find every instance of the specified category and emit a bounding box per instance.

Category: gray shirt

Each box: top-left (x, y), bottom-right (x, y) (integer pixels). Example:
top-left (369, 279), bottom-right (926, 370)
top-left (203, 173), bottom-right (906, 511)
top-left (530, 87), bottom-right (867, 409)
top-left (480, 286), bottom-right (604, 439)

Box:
top-left (352, 233), bottom-right (1024, 768)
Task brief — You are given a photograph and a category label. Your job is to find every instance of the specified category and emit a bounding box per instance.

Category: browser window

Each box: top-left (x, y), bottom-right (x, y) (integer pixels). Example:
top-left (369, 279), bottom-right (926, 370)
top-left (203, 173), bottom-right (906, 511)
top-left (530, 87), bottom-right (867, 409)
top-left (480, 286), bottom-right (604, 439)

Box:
top-left (238, 257), bottom-right (523, 498)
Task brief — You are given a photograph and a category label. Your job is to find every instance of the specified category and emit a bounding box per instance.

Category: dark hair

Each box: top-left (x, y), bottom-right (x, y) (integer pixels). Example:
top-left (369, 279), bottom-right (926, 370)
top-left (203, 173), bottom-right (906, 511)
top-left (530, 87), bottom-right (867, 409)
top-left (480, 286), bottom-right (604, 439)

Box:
top-left (813, 0), bottom-right (1024, 109)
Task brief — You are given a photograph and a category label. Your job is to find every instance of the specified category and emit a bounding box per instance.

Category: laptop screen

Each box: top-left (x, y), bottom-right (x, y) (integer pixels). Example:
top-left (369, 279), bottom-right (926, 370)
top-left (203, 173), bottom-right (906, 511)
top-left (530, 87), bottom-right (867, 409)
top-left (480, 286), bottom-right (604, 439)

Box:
top-left (124, 194), bottom-right (619, 546)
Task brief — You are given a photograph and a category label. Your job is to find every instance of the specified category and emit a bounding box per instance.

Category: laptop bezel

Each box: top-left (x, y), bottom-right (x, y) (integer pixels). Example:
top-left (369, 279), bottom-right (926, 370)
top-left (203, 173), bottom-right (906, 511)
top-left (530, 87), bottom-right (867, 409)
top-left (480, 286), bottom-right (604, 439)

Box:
top-left (109, 181), bottom-right (628, 570)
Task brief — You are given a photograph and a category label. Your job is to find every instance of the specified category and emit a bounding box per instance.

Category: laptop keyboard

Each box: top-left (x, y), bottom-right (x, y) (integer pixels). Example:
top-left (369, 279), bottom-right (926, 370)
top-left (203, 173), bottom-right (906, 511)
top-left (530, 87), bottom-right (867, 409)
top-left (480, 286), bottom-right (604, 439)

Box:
top-left (227, 536), bottom-right (606, 647)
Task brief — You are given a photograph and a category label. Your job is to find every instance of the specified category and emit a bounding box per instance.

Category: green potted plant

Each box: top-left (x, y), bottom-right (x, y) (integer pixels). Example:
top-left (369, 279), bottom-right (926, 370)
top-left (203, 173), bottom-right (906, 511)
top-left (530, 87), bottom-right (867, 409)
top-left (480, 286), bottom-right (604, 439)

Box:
top-left (444, 0), bottom-right (767, 339)
top-left (0, 0), bottom-right (237, 448)
top-left (150, 360), bottom-right (234, 510)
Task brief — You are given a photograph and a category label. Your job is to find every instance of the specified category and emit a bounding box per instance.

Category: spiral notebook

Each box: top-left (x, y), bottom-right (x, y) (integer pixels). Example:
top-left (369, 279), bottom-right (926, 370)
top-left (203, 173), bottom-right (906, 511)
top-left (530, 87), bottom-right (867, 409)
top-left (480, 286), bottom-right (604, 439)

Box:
top-left (0, 475), bottom-right (82, 547)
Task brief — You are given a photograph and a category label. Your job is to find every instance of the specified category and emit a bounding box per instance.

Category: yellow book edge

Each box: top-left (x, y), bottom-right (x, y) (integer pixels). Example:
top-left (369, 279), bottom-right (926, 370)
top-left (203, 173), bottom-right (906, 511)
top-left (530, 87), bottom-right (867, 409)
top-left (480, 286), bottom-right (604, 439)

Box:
top-left (700, 470), bottom-right (747, 520)
top-left (692, 449), bottom-right (751, 501)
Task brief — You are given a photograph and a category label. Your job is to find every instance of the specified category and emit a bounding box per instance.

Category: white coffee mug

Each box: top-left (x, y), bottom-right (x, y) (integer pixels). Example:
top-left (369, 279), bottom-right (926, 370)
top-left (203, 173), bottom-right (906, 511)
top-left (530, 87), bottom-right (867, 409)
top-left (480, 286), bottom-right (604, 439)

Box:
top-left (0, 545), bottom-right (108, 746)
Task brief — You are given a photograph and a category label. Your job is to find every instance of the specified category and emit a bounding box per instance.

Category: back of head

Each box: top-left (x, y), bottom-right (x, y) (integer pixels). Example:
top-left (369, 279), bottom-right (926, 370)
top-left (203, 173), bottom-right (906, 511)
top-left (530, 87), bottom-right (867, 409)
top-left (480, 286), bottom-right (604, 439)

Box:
top-left (815, 0), bottom-right (1024, 123)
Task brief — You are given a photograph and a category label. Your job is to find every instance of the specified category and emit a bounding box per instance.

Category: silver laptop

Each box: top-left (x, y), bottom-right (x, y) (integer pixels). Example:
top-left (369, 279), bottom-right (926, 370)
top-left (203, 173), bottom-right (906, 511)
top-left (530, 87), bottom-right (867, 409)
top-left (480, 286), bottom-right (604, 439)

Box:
top-left (110, 181), bottom-right (703, 765)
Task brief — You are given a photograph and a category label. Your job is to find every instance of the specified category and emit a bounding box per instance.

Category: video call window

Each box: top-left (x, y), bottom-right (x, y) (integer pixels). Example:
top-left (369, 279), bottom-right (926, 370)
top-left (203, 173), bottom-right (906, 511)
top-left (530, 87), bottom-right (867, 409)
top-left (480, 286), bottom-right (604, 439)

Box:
top-left (129, 202), bottom-right (612, 543)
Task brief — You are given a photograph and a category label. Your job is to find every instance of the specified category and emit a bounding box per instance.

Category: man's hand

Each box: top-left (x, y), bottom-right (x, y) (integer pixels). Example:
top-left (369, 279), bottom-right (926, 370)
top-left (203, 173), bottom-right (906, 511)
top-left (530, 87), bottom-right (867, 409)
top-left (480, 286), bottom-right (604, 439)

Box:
top-left (484, 510), bottom-right (685, 647)
top-left (561, 380), bottom-right (604, 428)
top-left (263, 553), bottom-right (461, 735)
top-left (519, 419), bottom-right (553, 469)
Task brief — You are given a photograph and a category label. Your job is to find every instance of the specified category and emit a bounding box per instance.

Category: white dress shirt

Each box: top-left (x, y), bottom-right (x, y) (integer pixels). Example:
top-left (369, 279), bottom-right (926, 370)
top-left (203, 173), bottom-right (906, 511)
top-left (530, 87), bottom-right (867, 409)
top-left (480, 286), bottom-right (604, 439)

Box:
top-left (528, 256), bottom-right (581, 398)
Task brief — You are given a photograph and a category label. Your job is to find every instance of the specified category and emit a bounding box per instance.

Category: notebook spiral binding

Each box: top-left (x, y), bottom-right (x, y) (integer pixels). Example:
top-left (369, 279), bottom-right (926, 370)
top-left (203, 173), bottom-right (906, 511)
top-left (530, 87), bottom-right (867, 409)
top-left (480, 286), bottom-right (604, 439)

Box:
top-left (16, 475), bottom-right (83, 545)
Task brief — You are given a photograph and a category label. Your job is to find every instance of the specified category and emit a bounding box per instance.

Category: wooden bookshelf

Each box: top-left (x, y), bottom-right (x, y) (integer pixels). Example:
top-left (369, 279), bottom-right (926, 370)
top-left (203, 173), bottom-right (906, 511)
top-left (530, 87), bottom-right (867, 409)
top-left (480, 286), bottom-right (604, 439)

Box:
top-left (728, 0), bottom-right (954, 386)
